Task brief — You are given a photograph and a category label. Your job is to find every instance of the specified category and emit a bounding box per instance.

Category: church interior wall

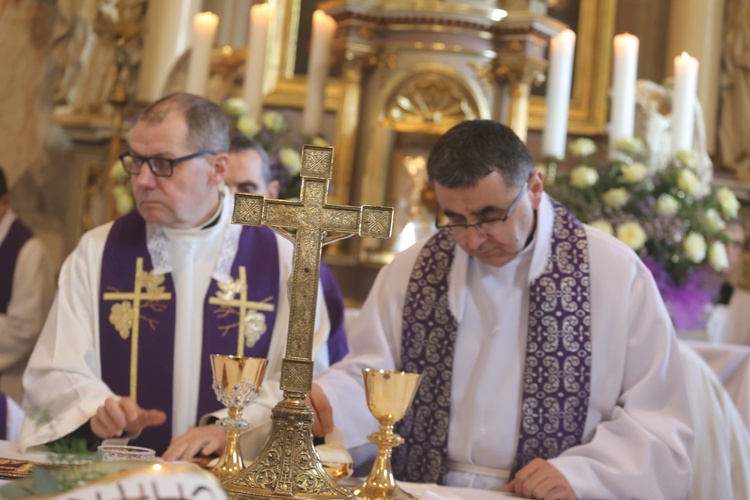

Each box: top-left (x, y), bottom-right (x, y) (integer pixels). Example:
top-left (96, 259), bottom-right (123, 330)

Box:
top-left (0, 0), bottom-right (749, 305)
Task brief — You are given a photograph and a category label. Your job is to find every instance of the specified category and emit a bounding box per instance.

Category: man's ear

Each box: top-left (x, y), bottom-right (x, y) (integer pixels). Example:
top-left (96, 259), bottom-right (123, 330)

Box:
top-left (528, 169), bottom-right (544, 210)
top-left (209, 153), bottom-right (229, 185)
top-left (268, 179), bottom-right (281, 199)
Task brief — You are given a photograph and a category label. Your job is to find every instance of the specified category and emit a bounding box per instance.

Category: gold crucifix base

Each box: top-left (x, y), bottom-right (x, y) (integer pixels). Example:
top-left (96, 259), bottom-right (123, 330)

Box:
top-left (222, 395), bottom-right (355, 499)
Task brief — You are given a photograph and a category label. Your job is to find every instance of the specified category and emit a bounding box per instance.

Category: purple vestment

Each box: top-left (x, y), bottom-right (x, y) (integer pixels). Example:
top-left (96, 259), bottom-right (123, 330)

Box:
top-left (392, 200), bottom-right (592, 483)
top-left (99, 211), bottom-right (279, 453)
top-left (0, 219), bottom-right (33, 314)
top-left (320, 263), bottom-right (348, 364)
top-left (0, 392), bottom-right (7, 440)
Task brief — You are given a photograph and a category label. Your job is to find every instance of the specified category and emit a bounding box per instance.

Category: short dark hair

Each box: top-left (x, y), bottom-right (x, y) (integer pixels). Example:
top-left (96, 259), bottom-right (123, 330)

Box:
top-left (0, 165), bottom-right (6, 198)
top-left (427, 120), bottom-right (534, 189)
top-left (229, 133), bottom-right (272, 185)
top-left (139, 92), bottom-right (230, 153)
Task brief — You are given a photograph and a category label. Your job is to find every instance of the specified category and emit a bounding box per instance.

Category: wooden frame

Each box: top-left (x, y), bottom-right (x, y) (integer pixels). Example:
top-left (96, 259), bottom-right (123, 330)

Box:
top-left (528, 0), bottom-right (617, 135)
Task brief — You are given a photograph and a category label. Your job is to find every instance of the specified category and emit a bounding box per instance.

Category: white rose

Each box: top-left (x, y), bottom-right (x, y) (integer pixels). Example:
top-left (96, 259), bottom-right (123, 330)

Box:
top-left (656, 194), bottom-right (679, 216)
top-left (703, 208), bottom-right (726, 232)
top-left (109, 160), bottom-right (129, 182)
top-left (589, 219), bottom-right (614, 235)
top-left (620, 162), bottom-right (649, 184)
top-left (221, 97), bottom-right (249, 117)
top-left (717, 187), bottom-right (740, 219)
top-left (569, 165), bottom-right (599, 188)
top-left (615, 221), bottom-right (647, 251)
top-left (676, 150), bottom-right (699, 170)
top-left (613, 136), bottom-right (645, 156)
top-left (603, 188), bottom-right (629, 208)
top-left (261, 110), bottom-right (288, 133)
top-left (568, 138), bottom-right (597, 158)
top-left (310, 136), bottom-right (329, 147)
top-left (237, 115), bottom-right (261, 138)
top-left (708, 241), bottom-right (729, 271)
top-left (683, 232), bottom-right (707, 263)
top-left (279, 147), bottom-right (302, 175)
top-left (677, 169), bottom-right (701, 196)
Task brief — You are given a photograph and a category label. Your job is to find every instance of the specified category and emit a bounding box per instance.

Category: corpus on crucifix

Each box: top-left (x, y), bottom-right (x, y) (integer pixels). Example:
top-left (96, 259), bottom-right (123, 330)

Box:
top-left (223, 145), bottom-right (393, 499)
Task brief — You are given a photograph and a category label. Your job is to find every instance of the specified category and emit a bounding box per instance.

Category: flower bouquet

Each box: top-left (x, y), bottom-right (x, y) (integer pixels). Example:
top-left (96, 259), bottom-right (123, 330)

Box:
top-left (546, 137), bottom-right (741, 331)
top-left (221, 98), bottom-right (329, 200)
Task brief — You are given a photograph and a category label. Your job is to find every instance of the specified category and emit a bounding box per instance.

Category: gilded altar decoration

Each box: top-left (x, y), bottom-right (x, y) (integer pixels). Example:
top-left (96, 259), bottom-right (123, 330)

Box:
top-left (102, 257), bottom-right (172, 400)
top-left (225, 145), bottom-right (393, 499)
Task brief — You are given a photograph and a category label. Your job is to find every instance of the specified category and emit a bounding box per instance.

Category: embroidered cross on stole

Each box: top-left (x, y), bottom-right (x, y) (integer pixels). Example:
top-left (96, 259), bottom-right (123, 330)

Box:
top-left (392, 200), bottom-right (592, 484)
top-left (103, 257), bottom-right (172, 401)
top-left (208, 266), bottom-right (275, 356)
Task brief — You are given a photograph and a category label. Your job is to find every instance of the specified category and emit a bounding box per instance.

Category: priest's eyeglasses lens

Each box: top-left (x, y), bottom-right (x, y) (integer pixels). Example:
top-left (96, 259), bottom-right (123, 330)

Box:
top-left (435, 182), bottom-right (528, 234)
top-left (119, 150), bottom-right (216, 177)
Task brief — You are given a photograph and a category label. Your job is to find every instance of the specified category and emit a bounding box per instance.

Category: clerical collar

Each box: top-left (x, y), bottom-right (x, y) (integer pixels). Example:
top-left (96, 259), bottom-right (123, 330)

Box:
top-left (201, 192), bottom-right (225, 230)
top-left (524, 210), bottom-right (538, 249)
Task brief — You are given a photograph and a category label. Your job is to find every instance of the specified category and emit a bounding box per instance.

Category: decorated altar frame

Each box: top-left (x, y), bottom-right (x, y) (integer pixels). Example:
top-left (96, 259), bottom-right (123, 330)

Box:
top-left (260, 0), bottom-right (616, 136)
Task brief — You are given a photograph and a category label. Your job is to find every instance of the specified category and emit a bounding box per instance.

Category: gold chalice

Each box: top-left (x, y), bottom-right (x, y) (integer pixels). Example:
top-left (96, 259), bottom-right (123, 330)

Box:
top-left (352, 368), bottom-right (422, 499)
top-left (210, 354), bottom-right (268, 479)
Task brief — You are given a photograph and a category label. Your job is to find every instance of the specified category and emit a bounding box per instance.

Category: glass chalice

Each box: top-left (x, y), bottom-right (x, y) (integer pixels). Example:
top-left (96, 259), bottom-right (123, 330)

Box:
top-left (210, 354), bottom-right (268, 479)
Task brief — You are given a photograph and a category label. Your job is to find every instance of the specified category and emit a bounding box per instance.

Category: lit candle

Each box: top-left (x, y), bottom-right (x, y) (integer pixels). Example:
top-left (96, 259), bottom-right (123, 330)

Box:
top-left (301, 10), bottom-right (337, 138)
top-left (242, 3), bottom-right (272, 120)
top-left (542, 29), bottom-right (576, 160)
top-left (610, 33), bottom-right (639, 145)
top-left (672, 52), bottom-right (700, 156)
top-left (186, 12), bottom-right (219, 96)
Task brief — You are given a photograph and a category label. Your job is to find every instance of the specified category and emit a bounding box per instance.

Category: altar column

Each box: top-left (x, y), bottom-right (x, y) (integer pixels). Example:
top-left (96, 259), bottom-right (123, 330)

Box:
top-left (666, 0), bottom-right (726, 153)
top-left (495, 56), bottom-right (547, 143)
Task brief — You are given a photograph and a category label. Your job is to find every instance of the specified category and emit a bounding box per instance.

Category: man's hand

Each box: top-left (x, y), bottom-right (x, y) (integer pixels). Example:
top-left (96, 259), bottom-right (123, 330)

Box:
top-left (504, 458), bottom-right (576, 500)
top-left (90, 396), bottom-right (166, 439)
top-left (162, 424), bottom-right (226, 462)
top-left (306, 383), bottom-right (334, 438)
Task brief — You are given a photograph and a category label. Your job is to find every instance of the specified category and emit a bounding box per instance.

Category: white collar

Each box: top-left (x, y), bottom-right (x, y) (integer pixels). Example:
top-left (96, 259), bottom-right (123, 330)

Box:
top-left (448, 193), bottom-right (554, 322)
top-left (146, 187), bottom-right (242, 283)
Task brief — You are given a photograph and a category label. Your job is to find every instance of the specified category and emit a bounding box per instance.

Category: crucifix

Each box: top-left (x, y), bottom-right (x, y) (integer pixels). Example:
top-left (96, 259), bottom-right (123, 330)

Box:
top-left (102, 257), bottom-right (172, 401)
top-left (208, 266), bottom-right (275, 356)
top-left (223, 145), bottom-right (393, 499)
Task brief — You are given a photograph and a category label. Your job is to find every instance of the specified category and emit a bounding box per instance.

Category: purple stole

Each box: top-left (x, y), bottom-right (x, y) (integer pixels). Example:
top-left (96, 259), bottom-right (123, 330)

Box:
top-left (0, 219), bottom-right (33, 314)
top-left (0, 392), bottom-right (7, 440)
top-left (99, 212), bottom-right (279, 453)
top-left (320, 264), bottom-right (349, 364)
top-left (392, 200), bottom-right (592, 483)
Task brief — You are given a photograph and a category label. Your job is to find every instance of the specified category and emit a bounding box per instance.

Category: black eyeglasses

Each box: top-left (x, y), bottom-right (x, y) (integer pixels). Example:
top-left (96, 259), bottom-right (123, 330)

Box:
top-left (435, 182), bottom-right (528, 234)
top-left (119, 150), bottom-right (216, 178)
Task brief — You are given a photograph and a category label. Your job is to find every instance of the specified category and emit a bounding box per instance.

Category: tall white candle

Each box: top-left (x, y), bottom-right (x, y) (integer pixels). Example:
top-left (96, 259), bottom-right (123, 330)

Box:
top-left (542, 29), bottom-right (576, 160)
top-left (136, 0), bottom-right (200, 102)
top-left (610, 33), bottom-right (639, 145)
top-left (242, 3), bottom-right (272, 120)
top-left (671, 52), bottom-right (700, 156)
top-left (186, 12), bottom-right (219, 96)
top-left (301, 10), bottom-right (337, 138)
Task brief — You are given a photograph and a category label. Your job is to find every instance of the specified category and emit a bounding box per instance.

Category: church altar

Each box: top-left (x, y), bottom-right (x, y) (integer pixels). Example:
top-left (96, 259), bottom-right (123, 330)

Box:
top-left (0, 441), bottom-right (516, 499)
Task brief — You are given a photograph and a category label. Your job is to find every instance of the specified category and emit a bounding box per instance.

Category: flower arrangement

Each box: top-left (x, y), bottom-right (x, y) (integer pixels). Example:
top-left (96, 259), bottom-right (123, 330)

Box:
top-left (546, 137), bottom-right (741, 330)
top-left (221, 98), bottom-right (329, 200)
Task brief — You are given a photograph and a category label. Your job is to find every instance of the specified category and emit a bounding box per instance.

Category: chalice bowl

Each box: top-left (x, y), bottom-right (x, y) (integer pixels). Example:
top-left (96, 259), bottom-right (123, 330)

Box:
top-left (210, 354), bottom-right (268, 479)
top-left (352, 368), bottom-right (422, 499)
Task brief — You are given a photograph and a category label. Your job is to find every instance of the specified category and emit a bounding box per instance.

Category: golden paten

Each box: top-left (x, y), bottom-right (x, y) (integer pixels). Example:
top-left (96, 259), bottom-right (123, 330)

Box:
top-left (225, 145), bottom-right (394, 499)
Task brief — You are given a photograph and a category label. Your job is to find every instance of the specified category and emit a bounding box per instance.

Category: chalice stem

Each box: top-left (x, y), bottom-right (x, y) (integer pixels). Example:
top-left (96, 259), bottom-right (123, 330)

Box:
top-left (213, 407), bottom-right (246, 478)
top-left (353, 425), bottom-right (415, 500)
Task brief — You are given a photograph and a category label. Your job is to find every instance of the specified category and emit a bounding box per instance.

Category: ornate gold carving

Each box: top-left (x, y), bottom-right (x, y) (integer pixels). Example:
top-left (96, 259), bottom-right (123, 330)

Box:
top-left (226, 145), bottom-right (393, 499)
top-left (102, 257), bottom-right (172, 401)
top-left (383, 72), bottom-right (479, 132)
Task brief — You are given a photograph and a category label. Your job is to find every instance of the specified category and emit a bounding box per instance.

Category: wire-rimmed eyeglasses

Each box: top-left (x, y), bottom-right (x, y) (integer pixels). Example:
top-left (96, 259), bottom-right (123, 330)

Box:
top-left (435, 181), bottom-right (528, 234)
top-left (119, 150), bottom-right (216, 178)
